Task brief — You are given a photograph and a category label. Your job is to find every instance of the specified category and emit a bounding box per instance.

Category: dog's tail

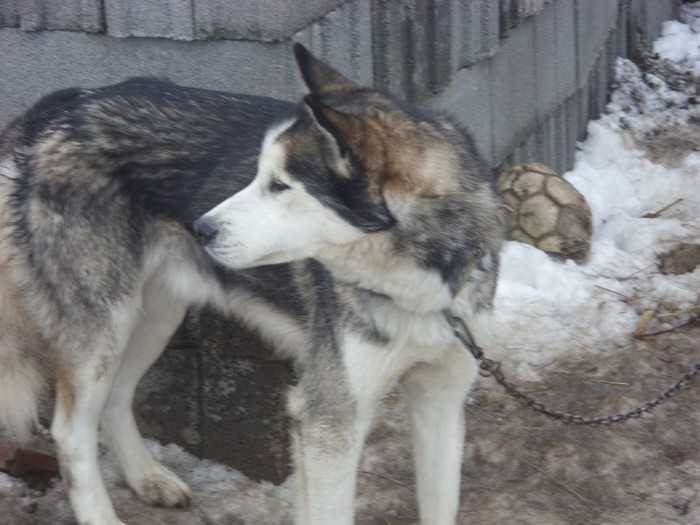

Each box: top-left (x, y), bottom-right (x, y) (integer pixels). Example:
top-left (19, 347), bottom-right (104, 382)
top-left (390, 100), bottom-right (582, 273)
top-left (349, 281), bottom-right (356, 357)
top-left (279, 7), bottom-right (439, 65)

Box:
top-left (0, 294), bottom-right (45, 439)
top-left (0, 157), bottom-right (46, 439)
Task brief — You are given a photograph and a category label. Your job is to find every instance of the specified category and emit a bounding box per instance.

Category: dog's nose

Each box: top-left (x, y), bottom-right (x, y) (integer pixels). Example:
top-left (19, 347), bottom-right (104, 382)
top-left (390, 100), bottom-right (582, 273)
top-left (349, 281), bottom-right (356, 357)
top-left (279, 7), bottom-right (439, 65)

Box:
top-left (194, 217), bottom-right (218, 245)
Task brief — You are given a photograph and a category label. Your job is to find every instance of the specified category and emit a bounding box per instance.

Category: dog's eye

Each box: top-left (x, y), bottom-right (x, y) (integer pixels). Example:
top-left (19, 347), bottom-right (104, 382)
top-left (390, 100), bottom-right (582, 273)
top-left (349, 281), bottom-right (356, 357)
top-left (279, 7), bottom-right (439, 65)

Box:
top-left (269, 179), bottom-right (290, 193)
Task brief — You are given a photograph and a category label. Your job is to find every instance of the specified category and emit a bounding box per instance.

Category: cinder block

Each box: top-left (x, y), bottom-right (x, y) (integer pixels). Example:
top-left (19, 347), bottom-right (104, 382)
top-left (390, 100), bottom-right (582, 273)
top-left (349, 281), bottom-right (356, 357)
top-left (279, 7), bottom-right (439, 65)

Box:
top-left (533, 1), bottom-right (558, 120)
top-left (293, 0), bottom-right (374, 95)
top-left (564, 93), bottom-right (579, 169)
top-left (194, 0), bottom-right (345, 42)
top-left (0, 28), bottom-right (307, 129)
top-left (500, 0), bottom-right (517, 37)
top-left (503, 106), bottom-right (574, 173)
top-left (639, 0), bottom-right (677, 44)
top-left (504, 131), bottom-right (538, 171)
top-left (618, 0), bottom-right (675, 58)
top-left (370, 0), bottom-right (441, 102)
top-left (516, 0), bottom-right (550, 19)
top-left (104, 0), bottom-right (195, 40)
top-left (585, 52), bottom-right (609, 129)
top-left (136, 313), bottom-right (203, 452)
top-left (489, 14), bottom-right (537, 167)
top-left (431, 2), bottom-right (455, 96)
top-left (536, 117), bottom-right (553, 170)
top-left (553, 101), bottom-right (575, 175)
top-left (18, 0), bottom-right (103, 33)
top-left (575, 0), bottom-right (619, 89)
top-left (615, 0), bottom-right (633, 57)
top-left (198, 309), bottom-right (293, 484)
top-left (136, 307), bottom-right (295, 485)
top-left (541, 108), bottom-right (570, 174)
top-left (552, 0), bottom-right (577, 99)
top-left (449, 0), bottom-right (500, 70)
top-left (370, 0), bottom-right (409, 99)
top-left (372, 0), bottom-right (500, 104)
top-left (0, 0), bottom-right (19, 28)
top-left (533, 0), bottom-right (576, 121)
top-left (430, 58), bottom-right (493, 166)
top-left (500, 0), bottom-right (551, 36)
top-left (576, 75), bottom-right (591, 141)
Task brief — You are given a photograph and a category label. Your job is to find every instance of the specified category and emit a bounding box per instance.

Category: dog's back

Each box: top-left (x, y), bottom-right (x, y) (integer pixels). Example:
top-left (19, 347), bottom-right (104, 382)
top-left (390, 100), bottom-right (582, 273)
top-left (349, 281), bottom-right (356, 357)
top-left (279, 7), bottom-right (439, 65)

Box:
top-left (0, 79), bottom-right (295, 438)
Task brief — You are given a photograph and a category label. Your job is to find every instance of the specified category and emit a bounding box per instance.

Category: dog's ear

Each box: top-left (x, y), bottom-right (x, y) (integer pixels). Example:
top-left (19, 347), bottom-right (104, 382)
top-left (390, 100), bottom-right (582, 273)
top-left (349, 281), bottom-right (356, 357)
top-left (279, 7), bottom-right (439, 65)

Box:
top-left (303, 94), bottom-right (365, 160)
top-left (294, 43), bottom-right (359, 96)
top-left (303, 95), bottom-right (394, 232)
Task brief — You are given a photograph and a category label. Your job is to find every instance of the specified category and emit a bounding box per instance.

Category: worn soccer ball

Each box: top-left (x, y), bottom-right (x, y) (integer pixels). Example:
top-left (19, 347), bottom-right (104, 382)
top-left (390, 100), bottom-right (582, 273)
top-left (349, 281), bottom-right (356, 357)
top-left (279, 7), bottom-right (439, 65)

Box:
top-left (497, 163), bottom-right (593, 263)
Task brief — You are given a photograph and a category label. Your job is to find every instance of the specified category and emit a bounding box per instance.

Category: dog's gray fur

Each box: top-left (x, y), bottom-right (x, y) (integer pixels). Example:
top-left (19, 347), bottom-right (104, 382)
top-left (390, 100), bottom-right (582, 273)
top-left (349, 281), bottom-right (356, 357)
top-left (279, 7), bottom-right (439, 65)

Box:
top-left (0, 45), bottom-right (505, 524)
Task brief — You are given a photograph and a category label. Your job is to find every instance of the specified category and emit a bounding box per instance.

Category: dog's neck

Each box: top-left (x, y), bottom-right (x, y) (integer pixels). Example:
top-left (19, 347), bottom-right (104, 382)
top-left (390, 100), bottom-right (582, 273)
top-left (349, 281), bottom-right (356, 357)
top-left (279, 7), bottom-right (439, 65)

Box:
top-left (314, 233), bottom-right (453, 314)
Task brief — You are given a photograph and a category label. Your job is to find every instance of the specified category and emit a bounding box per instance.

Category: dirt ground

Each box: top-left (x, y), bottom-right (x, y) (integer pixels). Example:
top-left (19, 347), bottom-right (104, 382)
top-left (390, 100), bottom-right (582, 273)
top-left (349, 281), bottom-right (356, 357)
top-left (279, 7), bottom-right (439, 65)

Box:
top-left (1, 325), bottom-right (698, 525)
top-left (356, 328), bottom-right (700, 525)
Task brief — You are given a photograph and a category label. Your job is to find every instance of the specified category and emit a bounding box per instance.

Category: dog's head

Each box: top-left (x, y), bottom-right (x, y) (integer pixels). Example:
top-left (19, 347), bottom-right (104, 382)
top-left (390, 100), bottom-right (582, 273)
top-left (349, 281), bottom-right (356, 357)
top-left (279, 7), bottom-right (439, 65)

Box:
top-left (195, 44), bottom-right (481, 271)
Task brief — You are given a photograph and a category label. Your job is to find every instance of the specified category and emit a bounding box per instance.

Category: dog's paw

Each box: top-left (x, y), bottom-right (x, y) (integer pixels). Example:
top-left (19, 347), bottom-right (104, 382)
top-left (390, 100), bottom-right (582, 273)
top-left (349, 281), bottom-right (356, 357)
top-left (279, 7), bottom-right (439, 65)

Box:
top-left (136, 466), bottom-right (192, 508)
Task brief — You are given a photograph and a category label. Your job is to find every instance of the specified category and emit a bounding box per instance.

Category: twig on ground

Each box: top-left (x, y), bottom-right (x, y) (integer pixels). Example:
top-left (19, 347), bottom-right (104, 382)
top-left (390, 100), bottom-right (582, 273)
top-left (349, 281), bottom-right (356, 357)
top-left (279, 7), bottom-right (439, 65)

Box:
top-left (594, 285), bottom-right (632, 299)
top-left (359, 470), bottom-right (409, 489)
top-left (588, 379), bottom-right (631, 386)
top-left (635, 310), bottom-right (657, 337)
top-left (525, 460), bottom-right (594, 507)
top-left (635, 306), bottom-right (700, 339)
top-left (656, 306), bottom-right (700, 319)
top-left (642, 198), bottom-right (683, 218)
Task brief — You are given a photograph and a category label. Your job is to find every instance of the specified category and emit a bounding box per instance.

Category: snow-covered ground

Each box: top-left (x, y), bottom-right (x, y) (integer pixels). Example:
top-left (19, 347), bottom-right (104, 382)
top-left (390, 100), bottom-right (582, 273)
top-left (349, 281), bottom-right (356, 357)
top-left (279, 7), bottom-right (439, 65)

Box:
top-left (491, 6), bottom-right (700, 381)
top-left (2, 4), bottom-right (700, 525)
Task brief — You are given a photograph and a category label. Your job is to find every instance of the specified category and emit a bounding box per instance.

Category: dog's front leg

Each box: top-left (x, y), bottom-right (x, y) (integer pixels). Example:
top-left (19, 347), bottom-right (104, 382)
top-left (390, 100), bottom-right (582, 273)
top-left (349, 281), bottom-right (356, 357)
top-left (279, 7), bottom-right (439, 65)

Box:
top-left (289, 330), bottom-right (419, 524)
top-left (288, 383), bottom-right (372, 525)
top-left (400, 343), bottom-right (478, 525)
top-left (290, 329), bottom-right (405, 525)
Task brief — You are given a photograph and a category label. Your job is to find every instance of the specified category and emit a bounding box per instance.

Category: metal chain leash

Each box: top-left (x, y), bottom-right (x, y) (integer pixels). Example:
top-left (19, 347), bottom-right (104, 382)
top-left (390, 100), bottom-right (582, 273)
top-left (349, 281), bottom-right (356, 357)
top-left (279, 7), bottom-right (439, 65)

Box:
top-left (445, 312), bottom-right (700, 425)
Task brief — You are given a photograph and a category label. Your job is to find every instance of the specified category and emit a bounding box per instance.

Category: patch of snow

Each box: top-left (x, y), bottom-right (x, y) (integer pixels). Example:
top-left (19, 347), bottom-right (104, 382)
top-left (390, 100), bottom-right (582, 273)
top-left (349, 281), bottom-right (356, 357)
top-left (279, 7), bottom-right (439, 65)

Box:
top-left (492, 13), bottom-right (700, 381)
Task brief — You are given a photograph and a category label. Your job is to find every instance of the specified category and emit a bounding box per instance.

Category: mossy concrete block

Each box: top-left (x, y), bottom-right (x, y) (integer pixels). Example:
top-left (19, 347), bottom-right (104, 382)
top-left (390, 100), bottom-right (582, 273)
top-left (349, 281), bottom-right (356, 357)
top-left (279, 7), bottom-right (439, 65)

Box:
top-left (136, 307), bottom-right (294, 485)
top-left (135, 313), bottom-right (203, 451)
top-left (198, 309), bottom-right (293, 484)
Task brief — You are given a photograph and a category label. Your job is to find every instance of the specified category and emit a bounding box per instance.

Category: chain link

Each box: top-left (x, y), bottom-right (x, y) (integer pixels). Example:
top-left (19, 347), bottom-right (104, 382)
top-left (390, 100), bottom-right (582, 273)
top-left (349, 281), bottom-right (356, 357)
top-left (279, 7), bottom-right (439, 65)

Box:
top-left (445, 312), bottom-right (700, 425)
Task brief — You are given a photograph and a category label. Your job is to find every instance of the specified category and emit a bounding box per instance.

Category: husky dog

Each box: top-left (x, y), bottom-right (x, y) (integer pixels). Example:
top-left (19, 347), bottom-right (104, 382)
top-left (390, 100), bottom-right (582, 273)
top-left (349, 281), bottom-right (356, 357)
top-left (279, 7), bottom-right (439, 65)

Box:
top-left (0, 44), bottom-right (504, 524)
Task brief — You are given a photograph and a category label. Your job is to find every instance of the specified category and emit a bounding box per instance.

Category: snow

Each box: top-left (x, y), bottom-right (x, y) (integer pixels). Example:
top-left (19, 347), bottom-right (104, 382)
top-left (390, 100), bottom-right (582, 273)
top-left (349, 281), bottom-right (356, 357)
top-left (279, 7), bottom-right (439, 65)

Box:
top-left (2, 5), bottom-right (700, 525)
top-left (655, 9), bottom-right (700, 72)
top-left (491, 5), bottom-right (700, 382)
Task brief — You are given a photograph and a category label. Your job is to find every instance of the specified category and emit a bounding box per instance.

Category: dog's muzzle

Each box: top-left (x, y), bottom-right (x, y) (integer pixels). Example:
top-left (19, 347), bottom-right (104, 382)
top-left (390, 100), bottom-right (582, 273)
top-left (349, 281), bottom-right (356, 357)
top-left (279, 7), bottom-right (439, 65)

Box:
top-left (193, 217), bottom-right (218, 245)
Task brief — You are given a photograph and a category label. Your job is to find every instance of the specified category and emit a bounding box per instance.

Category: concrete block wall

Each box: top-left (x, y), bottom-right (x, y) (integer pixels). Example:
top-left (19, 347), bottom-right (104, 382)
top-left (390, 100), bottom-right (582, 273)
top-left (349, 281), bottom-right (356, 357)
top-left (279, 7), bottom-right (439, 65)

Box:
top-left (431, 0), bottom-right (677, 174)
top-left (0, 0), bottom-right (679, 483)
top-left (0, 0), bottom-right (678, 173)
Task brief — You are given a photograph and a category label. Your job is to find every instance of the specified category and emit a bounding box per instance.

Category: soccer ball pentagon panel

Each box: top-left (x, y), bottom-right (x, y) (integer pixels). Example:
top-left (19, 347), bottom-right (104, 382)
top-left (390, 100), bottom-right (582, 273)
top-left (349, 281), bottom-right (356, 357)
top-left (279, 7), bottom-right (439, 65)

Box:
top-left (497, 163), bottom-right (593, 263)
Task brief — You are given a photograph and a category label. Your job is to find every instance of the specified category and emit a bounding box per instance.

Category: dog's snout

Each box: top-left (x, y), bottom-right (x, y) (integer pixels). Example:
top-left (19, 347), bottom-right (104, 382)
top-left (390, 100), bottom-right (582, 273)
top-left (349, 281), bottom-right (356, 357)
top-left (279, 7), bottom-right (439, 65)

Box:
top-left (194, 217), bottom-right (218, 245)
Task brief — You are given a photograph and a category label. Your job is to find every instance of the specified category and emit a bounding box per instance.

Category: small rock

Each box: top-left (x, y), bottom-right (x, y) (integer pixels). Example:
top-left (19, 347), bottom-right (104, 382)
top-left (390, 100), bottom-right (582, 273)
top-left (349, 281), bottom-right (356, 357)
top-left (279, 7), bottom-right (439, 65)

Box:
top-left (659, 243), bottom-right (700, 275)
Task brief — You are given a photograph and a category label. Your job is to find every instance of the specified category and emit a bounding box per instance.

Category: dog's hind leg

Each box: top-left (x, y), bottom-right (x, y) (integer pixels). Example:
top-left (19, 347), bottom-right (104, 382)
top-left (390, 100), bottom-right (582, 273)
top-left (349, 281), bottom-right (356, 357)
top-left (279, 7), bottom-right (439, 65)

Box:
top-left (51, 303), bottom-right (142, 525)
top-left (101, 281), bottom-right (191, 508)
top-left (400, 343), bottom-right (477, 525)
